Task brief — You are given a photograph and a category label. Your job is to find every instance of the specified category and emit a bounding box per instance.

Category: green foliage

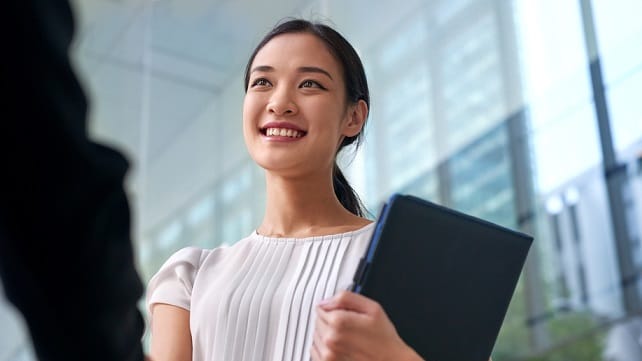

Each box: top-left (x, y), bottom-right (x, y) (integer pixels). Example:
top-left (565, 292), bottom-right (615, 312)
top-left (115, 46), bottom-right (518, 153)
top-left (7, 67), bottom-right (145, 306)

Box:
top-left (524, 312), bottom-right (604, 361)
top-left (491, 274), bottom-right (604, 361)
top-left (493, 277), bottom-right (531, 360)
top-left (493, 308), bottom-right (605, 361)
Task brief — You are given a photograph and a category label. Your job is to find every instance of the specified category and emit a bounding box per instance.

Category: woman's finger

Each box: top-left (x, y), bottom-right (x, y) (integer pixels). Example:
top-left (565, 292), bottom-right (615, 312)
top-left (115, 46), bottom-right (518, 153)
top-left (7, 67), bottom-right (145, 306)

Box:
top-left (318, 290), bottom-right (381, 315)
top-left (316, 305), bottom-right (366, 334)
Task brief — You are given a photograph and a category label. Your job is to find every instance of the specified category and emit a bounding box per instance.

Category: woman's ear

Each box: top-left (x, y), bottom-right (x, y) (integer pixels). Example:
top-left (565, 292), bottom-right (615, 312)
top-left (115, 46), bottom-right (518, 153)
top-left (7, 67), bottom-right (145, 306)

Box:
top-left (342, 99), bottom-right (368, 137)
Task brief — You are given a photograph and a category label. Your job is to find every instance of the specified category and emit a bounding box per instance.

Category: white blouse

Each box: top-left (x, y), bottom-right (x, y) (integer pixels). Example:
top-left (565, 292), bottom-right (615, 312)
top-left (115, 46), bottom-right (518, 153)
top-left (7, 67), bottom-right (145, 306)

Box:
top-left (146, 223), bottom-right (375, 361)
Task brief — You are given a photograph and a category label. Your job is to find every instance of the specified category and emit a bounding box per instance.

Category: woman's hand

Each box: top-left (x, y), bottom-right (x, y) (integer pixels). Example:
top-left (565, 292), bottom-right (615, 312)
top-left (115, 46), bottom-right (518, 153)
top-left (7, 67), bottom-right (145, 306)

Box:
top-left (311, 291), bottom-right (423, 361)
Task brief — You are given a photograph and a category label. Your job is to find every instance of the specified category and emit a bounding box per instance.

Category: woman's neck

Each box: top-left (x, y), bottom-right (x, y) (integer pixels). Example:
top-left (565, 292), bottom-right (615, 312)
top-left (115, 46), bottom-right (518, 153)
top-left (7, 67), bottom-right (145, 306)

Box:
top-left (257, 171), bottom-right (369, 238)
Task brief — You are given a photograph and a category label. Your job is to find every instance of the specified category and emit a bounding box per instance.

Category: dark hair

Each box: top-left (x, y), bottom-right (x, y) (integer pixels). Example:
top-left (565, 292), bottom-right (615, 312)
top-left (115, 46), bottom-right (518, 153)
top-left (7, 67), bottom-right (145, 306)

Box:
top-left (244, 19), bottom-right (370, 217)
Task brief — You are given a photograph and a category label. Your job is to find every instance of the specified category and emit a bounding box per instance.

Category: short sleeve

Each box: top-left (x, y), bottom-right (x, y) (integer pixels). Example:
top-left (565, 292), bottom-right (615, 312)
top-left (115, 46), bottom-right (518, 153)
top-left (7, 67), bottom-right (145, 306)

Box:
top-left (146, 247), bottom-right (204, 316)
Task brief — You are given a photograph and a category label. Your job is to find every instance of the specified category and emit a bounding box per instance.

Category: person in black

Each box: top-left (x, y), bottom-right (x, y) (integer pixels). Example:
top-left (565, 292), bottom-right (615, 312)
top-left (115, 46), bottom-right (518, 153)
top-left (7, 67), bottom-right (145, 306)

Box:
top-left (1, 1), bottom-right (146, 360)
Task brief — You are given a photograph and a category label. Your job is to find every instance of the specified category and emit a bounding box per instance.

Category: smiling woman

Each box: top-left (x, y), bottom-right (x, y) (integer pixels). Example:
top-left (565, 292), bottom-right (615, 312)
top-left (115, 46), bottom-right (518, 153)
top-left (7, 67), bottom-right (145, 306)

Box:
top-left (242, 31), bottom-right (368, 217)
top-left (145, 19), bottom-right (422, 361)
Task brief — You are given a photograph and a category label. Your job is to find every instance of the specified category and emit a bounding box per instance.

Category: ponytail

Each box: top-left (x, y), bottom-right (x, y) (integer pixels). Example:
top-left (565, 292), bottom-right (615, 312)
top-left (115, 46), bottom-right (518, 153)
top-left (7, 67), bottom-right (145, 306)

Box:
top-left (332, 163), bottom-right (366, 217)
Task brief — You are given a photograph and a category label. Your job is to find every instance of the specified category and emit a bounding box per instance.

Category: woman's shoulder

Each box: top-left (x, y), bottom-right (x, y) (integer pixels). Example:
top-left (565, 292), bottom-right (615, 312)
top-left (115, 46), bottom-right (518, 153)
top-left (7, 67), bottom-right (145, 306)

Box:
top-left (162, 246), bottom-right (207, 265)
top-left (352, 220), bottom-right (375, 234)
top-left (147, 247), bottom-right (206, 288)
top-left (333, 216), bottom-right (375, 239)
top-left (145, 242), bottom-right (239, 311)
top-left (148, 244), bottom-right (227, 284)
top-left (337, 220), bottom-right (375, 241)
top-left (349, 221), bottom-right (376, 245)
top-left (158, 233), bottom-right (261, 272)
top-left (160, 230), bottom-right (259, 264)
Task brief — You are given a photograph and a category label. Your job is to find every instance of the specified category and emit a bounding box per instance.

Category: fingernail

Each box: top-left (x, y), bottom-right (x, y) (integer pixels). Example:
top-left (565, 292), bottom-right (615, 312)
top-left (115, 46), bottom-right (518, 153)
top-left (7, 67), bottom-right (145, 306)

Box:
top-left (318, 298), bottom-right (331, 307)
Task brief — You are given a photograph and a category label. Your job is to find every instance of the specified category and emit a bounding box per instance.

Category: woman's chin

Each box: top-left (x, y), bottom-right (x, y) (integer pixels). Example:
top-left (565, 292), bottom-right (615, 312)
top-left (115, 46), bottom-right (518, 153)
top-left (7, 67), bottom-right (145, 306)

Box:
top-left (253, 158), bottom-right (299, 173)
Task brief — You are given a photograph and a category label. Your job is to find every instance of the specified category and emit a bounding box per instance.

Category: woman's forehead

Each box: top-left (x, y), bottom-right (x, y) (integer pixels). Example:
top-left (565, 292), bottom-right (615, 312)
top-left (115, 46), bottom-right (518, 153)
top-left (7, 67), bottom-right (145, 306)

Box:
top-left (252, 32), bottom-right (341, 74)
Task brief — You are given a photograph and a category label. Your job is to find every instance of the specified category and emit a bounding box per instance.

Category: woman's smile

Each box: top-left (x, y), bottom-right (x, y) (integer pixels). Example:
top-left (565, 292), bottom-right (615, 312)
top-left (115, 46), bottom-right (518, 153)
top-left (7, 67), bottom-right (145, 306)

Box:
top-left (260, 121), bottom-right (308, 142)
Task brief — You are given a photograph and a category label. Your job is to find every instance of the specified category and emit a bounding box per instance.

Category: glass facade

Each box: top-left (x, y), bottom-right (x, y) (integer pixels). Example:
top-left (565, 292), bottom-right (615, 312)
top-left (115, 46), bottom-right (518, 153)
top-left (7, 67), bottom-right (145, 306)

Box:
top-left (2, 0), bottom-right (642, 360)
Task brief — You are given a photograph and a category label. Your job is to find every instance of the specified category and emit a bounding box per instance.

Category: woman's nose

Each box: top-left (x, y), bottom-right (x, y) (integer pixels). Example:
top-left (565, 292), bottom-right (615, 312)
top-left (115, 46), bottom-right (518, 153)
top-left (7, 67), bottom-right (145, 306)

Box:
top-left (267, 88), bottom-right (298, 116)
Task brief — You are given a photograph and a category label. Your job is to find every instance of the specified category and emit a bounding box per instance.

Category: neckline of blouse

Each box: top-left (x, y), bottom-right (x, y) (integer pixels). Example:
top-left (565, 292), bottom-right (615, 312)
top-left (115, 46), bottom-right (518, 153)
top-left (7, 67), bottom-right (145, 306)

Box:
top-left (252, 222), bottom-right (375, 243)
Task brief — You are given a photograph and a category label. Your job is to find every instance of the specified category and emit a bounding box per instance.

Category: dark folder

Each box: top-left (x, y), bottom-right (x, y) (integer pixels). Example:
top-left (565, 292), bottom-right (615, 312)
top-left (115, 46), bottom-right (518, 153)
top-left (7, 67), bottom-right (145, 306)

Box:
top-left (351, 194), bottom-right (533, 361)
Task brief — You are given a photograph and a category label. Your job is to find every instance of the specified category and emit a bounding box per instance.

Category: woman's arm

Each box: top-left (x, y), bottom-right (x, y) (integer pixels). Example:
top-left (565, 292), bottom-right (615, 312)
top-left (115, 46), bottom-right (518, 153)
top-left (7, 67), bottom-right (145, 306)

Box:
top-left (150, 304), bottom-right (192, 361)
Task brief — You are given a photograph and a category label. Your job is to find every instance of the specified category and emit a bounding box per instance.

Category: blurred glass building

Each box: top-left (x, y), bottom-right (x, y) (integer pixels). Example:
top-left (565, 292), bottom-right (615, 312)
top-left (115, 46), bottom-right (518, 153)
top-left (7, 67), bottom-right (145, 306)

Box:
top-left (1, 0), bottom-right (642, 360)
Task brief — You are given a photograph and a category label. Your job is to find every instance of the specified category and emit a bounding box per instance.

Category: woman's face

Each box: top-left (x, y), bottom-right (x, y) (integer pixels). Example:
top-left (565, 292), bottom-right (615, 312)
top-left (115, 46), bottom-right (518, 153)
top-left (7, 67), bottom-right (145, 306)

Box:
top-left (243, 32), bottom-right (366, 178)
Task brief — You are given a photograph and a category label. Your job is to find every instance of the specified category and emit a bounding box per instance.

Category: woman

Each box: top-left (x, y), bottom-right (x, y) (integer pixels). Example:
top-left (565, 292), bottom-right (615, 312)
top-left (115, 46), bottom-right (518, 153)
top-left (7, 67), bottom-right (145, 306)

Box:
top-left (146, 19), bottom-right (423, 361)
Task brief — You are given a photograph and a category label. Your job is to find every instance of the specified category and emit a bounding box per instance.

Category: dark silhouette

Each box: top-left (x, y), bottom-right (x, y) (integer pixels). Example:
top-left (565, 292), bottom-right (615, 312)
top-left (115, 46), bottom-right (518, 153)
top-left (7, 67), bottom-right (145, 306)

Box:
top-left (1, 1), bottom-right (145, 360)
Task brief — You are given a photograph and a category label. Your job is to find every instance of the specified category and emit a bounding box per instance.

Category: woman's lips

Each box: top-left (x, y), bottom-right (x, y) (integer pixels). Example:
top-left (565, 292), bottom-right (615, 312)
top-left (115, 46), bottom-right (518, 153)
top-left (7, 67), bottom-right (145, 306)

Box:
top-left (259, 122), bottom-right (307, 140)
top-left (264, 127), bottom-right (304, 138)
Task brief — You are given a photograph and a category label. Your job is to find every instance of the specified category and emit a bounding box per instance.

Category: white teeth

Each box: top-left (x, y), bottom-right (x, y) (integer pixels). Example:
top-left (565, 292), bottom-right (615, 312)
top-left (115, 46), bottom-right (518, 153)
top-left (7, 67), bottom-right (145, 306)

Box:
top-left (264, 127), bottom-right (304, 138)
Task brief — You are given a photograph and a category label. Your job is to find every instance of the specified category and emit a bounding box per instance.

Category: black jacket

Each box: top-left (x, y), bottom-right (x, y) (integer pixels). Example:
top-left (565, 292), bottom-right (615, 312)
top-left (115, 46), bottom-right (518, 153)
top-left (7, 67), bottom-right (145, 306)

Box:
top-left (1, 1), bottom-right (145, 360)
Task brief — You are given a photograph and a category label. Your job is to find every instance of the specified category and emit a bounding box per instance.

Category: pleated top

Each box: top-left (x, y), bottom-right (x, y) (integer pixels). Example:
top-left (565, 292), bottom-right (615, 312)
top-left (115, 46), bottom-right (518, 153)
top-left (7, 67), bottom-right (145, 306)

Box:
top-left (146, 222), bottom-right (375, 361)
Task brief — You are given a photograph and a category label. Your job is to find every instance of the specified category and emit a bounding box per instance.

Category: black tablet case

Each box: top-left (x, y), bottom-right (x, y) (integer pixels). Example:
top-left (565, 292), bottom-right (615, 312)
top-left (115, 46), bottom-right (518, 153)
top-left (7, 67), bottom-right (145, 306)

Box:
top-left (352, 194), bottom-right (533, 361)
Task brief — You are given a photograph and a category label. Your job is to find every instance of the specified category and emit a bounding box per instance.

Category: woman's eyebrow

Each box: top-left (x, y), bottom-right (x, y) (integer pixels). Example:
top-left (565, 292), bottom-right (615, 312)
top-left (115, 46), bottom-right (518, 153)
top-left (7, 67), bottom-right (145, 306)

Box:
top-left (250, 65), bottom-right (333, 81)
top-left (298, 66), bottom-right (333, 80)
top-left (250, 65), bottom-right (274, 74)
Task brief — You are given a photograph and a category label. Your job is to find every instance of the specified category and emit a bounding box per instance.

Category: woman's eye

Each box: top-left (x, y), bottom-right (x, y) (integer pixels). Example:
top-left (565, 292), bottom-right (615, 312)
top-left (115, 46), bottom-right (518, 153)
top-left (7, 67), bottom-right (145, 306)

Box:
top-left (251, 78), bottom-right (270, 87)
top-left (300, 80), bottom-right (323, 89)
